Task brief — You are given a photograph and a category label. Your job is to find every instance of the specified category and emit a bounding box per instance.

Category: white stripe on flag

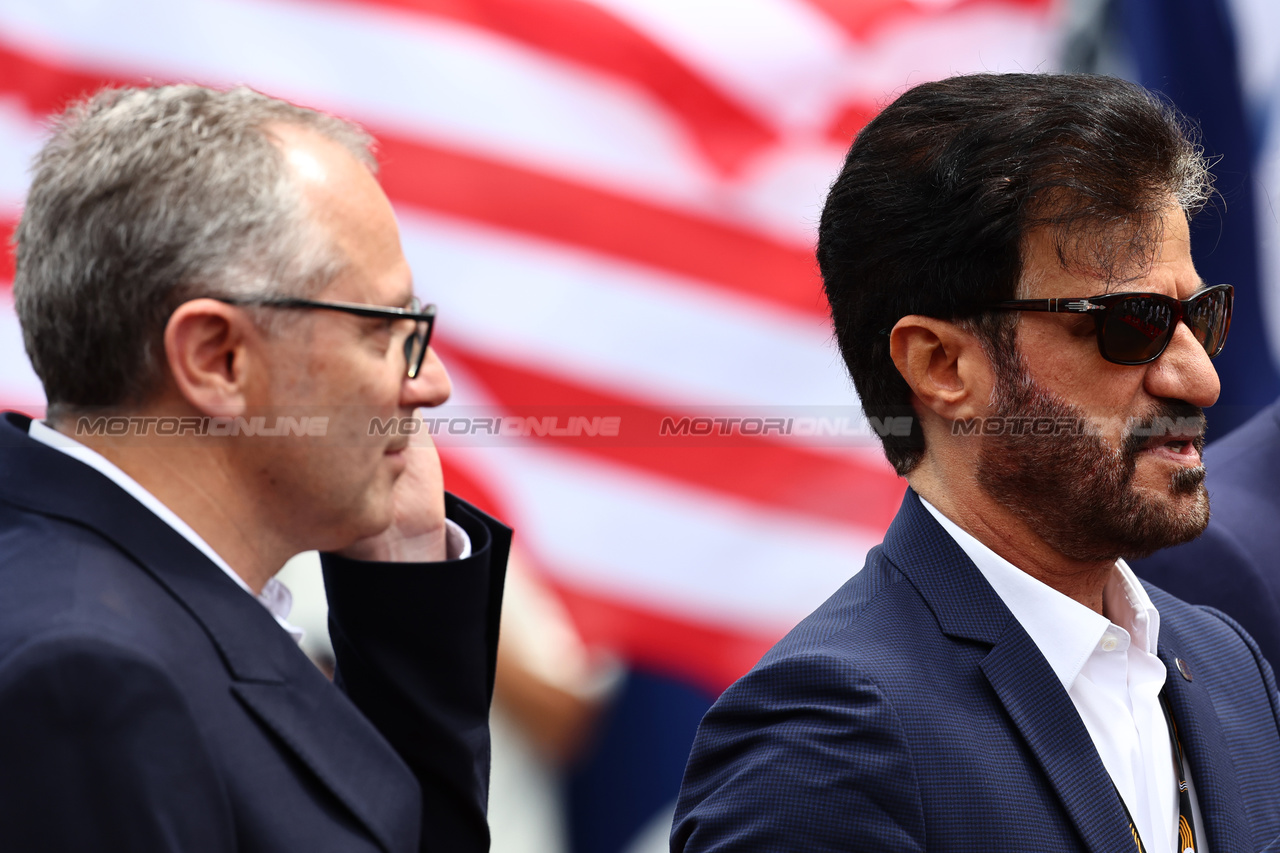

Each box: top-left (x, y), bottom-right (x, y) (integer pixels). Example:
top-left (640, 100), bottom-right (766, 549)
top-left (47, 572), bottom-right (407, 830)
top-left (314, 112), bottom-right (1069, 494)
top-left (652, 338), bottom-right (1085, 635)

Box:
top-left (0, 0), bottom-right (719, 211)
top-left (589, 0), bottom-right (852, 130)
top-left (399, 208), bottom-right (854, 409)
top-left (440, 392), bottom-right (877, 634)
top-left (0, 100), bottom-right (43, 208)
top-left (828, 7), bottom-right (1060, 96)
top-left (0, 290), bottom-right (43, 407)
top-left (546, 0), bottom-right (1056, 131)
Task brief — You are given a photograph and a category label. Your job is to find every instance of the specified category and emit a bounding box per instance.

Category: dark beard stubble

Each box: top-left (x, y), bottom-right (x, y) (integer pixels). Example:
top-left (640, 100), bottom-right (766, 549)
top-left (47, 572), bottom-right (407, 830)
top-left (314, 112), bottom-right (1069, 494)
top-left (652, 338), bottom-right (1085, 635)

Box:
top-left (973, 349), bottom-right (1210, 563)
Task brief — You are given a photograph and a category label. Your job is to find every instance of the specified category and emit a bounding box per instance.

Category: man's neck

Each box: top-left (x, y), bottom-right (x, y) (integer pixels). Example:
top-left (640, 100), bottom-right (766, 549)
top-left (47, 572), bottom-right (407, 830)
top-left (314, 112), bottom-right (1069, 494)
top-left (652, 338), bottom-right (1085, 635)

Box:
top-left (48, 410), bottom-right (291, 594)
top-left (908, 463), bottom-right (1113, 614)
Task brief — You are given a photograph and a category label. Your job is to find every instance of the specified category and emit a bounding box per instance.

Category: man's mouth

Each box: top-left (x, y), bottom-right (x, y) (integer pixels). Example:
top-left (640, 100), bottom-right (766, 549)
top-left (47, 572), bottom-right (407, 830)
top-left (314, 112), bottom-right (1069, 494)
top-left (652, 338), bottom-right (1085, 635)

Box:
top-left (1122, 403), bottom-right (1206, 468)
top-left (1137, 431), bottom-right (1202, 465)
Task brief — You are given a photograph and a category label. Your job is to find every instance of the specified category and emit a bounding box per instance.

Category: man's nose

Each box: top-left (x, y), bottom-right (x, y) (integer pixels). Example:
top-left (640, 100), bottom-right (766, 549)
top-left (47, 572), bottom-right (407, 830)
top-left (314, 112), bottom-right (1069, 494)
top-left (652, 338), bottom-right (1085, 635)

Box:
top-left (402, 347), bottom-right (451, 409)
top-left (1144, 320), bottom-right (1221, 408)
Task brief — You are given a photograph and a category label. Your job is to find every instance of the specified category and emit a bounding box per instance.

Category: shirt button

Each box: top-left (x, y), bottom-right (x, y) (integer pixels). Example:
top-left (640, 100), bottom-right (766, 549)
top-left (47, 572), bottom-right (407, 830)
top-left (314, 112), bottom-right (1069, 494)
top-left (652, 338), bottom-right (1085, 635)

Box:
top-left (1100, 636), bottom-right (1118, 652)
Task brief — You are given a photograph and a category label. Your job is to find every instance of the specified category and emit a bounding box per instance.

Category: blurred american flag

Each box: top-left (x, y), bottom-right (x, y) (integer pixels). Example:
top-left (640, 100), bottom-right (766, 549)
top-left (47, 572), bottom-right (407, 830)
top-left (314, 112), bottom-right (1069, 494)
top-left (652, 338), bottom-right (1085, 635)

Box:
top-left (0, 0), bottom-right (1060, 693)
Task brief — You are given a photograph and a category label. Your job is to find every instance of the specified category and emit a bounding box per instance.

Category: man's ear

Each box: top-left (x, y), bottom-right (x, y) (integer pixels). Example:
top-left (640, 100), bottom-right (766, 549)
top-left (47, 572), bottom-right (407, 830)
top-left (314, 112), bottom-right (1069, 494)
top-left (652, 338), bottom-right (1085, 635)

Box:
top-left (889, 315), bottom-right (995, 421)
top-left (164, 299), bottom-right (258, 416)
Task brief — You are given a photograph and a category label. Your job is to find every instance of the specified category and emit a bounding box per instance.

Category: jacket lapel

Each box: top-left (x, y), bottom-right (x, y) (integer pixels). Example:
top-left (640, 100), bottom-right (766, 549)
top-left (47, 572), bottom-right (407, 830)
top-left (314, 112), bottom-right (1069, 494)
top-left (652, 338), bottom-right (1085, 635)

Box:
top-left (231, 679), bottom-right (419, 853)
top-left (1157, 620), bottom-right (1253, 853)
top-left (982, 634), bottom-right (1138, 853)
top-left (0, 413), bottom-right (418, 852)
top-left (882, 491), bottom-right (1139, 853)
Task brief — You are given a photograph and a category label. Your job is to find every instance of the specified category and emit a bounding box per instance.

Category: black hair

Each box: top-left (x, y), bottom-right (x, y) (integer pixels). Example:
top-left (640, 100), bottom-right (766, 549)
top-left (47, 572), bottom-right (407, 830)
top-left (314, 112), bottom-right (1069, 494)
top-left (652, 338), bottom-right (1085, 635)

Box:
top-left (818, 73), bottom-right (1211, 475)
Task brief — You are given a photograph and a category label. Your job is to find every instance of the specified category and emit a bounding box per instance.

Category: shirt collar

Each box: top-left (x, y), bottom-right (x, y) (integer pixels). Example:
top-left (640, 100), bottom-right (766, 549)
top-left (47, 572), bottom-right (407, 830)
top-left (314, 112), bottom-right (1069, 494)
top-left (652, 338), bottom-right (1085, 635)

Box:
top-left (919, 497), bottom-right (1159, 690)
top-left (26, 418), bottom-right (304, 642)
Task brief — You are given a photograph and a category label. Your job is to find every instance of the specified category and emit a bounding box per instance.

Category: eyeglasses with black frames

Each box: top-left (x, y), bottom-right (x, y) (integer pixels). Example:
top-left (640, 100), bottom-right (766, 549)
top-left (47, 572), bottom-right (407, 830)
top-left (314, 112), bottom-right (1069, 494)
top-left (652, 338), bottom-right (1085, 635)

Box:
top-left (983, 284), bottom-right (1233, 366)
top-left (213, 296), bottom-right (437, 379)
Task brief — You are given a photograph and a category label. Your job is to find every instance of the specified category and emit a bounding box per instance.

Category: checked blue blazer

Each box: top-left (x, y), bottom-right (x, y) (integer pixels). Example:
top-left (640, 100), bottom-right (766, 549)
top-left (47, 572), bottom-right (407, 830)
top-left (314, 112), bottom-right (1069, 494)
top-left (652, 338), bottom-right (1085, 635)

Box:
top-left (673, 489), bottom-right (1280, 852)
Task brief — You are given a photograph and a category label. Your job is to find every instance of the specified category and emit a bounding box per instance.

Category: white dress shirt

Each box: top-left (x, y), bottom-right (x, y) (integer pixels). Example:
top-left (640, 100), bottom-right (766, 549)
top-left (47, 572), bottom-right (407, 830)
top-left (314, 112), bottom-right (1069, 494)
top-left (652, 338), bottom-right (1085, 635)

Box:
top-left (921, 498), bottom-right (1204, 853)
top-left (27, 419), bottom-right (471, 644)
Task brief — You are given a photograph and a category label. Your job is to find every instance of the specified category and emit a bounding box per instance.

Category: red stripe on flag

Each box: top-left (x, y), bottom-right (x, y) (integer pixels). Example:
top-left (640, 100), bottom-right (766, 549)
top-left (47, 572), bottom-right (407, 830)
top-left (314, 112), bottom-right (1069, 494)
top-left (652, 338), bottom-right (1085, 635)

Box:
top-left (377, 134), bottom-right (826, 317)
top-left (1, 218), bottom-right (16, 287)
top-left (0, 43), bottom-right (826, 318)
top-left (803, 0), bottom-right (1053, 41)
top-left (437, 341), bottom-right (906, 533)
top-left (825, 100), bottom-right (882, 146)
top-left (550, 576), bottom-right (777, 694)
top-left (0, 42), bottom-right (121, 116)
top-left (320, 0), bottom-right (778, 176)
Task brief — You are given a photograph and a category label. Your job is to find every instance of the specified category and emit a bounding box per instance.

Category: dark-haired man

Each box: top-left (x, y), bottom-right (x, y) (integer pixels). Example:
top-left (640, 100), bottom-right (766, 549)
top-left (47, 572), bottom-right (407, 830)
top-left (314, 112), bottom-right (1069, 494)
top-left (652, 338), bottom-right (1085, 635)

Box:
top-left (674, 73), bottom-right (1280, 852)
top-left (0, 86), bottom-right (507, 852)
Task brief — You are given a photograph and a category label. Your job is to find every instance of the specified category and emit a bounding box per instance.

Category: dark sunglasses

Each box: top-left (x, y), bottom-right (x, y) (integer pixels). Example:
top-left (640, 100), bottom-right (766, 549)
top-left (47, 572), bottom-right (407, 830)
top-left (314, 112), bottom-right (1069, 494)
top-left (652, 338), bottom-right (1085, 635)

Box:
top-left (984, 284), bottom-right (1233, 366)
top-left (212, 296), bottom-right (437, 378)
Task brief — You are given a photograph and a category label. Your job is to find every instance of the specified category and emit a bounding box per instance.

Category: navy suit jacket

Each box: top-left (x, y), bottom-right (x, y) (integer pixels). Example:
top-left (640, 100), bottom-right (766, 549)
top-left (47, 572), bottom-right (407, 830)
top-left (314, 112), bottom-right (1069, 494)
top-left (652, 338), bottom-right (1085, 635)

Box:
top-left (674, 490), bottom-right (1280, 852)
top-left (0, 412), bottom-right (510, 853)
top-left (1134, 399), bottom-right (1280, 670)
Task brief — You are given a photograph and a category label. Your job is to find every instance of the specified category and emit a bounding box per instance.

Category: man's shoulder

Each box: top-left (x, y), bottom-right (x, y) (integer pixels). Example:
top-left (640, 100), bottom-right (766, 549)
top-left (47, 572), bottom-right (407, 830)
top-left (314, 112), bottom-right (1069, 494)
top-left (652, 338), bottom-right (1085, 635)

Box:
top-left (0, 504), bottom-right (240, 794)
top-left (749, 489), bottom-right (1002, 682)
top-left (672, 521), bottom-right (1039, 853)
top-left (758, 547), bottom-right (919, 666)
top-left (0, 414), bottom-right (248, 642)
top-left (0, 497), bottom-right (168, 603)
top-left (1147, 582), bottom-right (1272, 662)
top-left (727, 539), bottom-right (974, 717)
top-left (0, 452), bottom-right (259, 695)
top-left (0, 498), bottom-right (223, 669)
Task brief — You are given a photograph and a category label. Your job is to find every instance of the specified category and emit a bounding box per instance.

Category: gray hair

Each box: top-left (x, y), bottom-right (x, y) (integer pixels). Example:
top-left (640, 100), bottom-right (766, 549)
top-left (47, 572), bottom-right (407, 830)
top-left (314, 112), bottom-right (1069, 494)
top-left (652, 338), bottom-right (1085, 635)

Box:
top-left (13, 84), bottom-right (376, 413)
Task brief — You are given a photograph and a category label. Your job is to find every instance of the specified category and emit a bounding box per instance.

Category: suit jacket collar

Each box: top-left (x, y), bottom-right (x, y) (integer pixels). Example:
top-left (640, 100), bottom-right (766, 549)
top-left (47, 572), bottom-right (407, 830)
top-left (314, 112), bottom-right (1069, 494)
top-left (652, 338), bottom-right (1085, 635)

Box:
top-left (0, 412), bottom-right (289, 681)
top-left (882, 489), bottom-right (1259, 851)
top-left (0, 412), bottom-right (417, 853)
top-left (879, 489), bottom-right (1153, 853)
top-left (879, 488), bottom-right (1013, 645)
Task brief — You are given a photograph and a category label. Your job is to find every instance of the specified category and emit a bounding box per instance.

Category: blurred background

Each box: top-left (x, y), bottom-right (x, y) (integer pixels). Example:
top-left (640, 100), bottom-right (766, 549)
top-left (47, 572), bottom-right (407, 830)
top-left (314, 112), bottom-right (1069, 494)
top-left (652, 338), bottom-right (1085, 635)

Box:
top-left (4, 1), bottom-right (1280, 851)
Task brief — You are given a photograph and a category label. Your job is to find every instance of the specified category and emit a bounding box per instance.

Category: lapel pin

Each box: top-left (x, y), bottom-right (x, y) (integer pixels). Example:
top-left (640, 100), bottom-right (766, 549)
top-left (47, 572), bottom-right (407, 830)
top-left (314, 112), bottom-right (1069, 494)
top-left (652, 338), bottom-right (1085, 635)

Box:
top-left (1175, 657), bottom-right (1193, 682)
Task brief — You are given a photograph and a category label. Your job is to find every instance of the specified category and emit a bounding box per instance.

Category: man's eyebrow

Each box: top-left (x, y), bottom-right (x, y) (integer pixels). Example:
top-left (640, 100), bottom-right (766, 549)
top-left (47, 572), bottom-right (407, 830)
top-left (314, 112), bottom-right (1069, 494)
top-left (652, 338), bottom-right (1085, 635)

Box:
top-left (397, 284), bottom-right (416, 309)
top-left (376, 294), bottom-right (413, 311)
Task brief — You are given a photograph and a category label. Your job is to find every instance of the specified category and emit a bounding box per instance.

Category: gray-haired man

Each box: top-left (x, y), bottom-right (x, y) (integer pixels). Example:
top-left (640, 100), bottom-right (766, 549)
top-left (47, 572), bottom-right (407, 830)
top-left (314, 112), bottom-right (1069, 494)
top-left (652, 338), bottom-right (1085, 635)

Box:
top-left (0, 85), bottom-right (508, 852)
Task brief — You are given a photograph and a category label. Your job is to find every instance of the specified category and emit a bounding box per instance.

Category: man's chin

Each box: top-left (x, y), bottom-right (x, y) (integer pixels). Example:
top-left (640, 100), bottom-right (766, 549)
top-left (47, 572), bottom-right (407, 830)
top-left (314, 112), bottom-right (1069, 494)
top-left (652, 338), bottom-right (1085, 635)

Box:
top-left (356, 500), bottom-right (397, 541)
top-left (1113, 482), bottom-right (1209, 561)
top-left (326, 512), bottom-right (396, 560)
